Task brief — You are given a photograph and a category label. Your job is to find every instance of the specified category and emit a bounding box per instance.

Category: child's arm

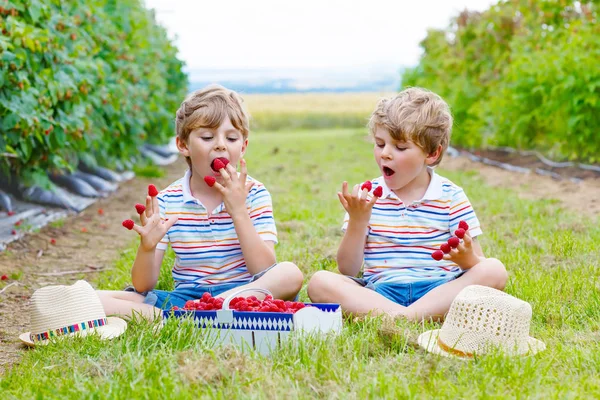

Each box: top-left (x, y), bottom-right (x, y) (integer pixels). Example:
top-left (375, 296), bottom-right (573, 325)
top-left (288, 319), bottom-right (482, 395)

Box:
top-left (214, 160), bottom-right (276, 275)
top-left (129, 195), bottom-right (178, 292)
top-left (336, 181), bottom-right (379, 277)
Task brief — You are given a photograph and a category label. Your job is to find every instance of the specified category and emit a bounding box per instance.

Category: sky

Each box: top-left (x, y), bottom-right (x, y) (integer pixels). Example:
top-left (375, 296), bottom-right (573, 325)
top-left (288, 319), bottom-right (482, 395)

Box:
top-left (144, 0), bottom-right (497, 72)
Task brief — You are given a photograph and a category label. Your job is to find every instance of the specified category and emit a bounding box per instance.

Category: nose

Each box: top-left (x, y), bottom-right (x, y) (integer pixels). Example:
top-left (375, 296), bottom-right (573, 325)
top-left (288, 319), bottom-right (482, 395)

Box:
top-left (214, 135), bottom-right (226, 151)
top-left (380, 144), bottom-right (393, 159)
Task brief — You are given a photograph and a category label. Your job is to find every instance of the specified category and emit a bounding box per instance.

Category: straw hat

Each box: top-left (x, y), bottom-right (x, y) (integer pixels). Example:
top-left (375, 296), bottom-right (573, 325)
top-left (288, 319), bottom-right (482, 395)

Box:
top-left (418, 285), bottom-right (545, 358)
top-left (19, 280), bottom-right (127, 346)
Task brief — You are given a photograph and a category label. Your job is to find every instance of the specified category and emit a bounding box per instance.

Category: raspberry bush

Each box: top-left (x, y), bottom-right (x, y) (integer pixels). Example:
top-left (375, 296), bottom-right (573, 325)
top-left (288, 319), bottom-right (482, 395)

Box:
top-left (0, 0), bottom-right (187, 188)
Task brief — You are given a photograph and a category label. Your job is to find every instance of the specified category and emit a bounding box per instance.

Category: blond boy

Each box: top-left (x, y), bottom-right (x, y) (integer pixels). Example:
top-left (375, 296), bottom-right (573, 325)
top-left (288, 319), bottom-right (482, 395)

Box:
top-left (307, 87), bottom-right (507, 321)
top-left (99, 85), bottom-right (303, 319)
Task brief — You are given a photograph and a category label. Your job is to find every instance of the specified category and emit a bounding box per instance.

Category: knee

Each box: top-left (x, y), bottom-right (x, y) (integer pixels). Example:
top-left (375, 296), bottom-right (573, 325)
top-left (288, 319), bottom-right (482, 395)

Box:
top-left (307, 270), bottom-right (336, 302)
top-left (277, 261), bottom-right (304, 292)
top-left (476, 258), bottom-right (508, 290)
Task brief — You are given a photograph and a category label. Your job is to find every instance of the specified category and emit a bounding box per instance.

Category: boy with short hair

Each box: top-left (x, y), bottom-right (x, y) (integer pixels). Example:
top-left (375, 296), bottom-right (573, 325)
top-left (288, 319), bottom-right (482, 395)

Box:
top-left (99, 84), bottom-right (303, 319)
top-left (307, 87), bottom-right (507, 321)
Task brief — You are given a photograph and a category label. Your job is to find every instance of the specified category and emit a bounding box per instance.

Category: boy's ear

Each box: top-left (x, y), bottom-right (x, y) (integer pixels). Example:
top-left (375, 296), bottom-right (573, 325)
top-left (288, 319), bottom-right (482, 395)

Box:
top-left (426, 144), bottom-right (443, 165)
top-left (240, 138), bottom-right (248, 157)
top-left (176, 136), bottom-right (190, 157)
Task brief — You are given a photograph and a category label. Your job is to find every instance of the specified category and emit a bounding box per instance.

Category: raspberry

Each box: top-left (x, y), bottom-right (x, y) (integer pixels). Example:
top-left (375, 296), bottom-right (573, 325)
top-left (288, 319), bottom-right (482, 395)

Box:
top-left (361, 181), bottom-right (372, 192)
top-left (211, 157), bottom-right (230, 171)
top-left (204, 176), bottom-right (216, 187)
top-left (373, 186), bottom-right (383, 197)
top-left (440, 243), bottom-right (451, 254)
top-left (122, 219), bottom-right (134, 230)
top-left (455, 228), bottom-right (466, 239)
top-left (458, 220), bottom-right (469, 230)
top-left (11, 230), bottom-right (16, 235)
top-left (431, 250), bottom-right (444, 261)
top-left (135, 203), bottom-right (146, 215)
top-left (14, 220), bottom-right (21, 227)
top-left (1, 275), bottom-right (7, 281)
top-left (448, 237), bottom-right (460, 248)
top-left (97, 208), bottom-right (104, 216)
top-left (7, 211), bottom-right (15, 216)
top-left (50, 238), bottom-right (56, 245)
top-left (200, 292), bottom-right (211, 302)
top-left (148, 184), bottom-right (159, 197)
top-left (172, 306), bottom-right (179, 311)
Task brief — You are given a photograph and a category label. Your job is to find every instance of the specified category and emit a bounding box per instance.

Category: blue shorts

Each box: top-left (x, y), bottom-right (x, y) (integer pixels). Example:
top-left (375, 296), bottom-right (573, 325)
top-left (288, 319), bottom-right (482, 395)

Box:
top-left (348, 270), bottom-right (467, 307)
top-left (127, 263), bottom-right (277, 310)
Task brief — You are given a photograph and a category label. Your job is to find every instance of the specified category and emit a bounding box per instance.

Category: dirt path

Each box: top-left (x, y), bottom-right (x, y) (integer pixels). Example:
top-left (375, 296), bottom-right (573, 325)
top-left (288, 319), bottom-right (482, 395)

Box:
top-left (0, 159), bottom-right (186, 374)
top-left (440, 156), bottom-right (600, 217)
top-left (0, 154), bottom-right (598, 375)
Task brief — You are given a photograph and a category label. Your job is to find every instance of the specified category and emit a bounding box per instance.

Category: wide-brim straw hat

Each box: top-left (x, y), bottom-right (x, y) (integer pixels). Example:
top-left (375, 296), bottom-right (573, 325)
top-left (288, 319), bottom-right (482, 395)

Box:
top-left (19, 280), bottom-right (126, 346)
top-left (418, 285), bottom-right (545, 358)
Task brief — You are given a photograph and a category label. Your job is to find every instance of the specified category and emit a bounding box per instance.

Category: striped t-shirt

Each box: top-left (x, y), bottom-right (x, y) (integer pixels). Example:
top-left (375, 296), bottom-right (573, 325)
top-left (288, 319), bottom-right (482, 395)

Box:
top-left (342, 169), bottom-right (482, 284)
top-left (157, 169), bottom-right (278, 288)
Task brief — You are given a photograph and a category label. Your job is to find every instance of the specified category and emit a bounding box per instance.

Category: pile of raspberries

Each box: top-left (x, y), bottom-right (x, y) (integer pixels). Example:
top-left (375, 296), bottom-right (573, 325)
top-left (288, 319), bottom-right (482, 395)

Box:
top-left (431, 220), bottom-right (469, 261)
top-left (175, 292), bottom-right (309, 313)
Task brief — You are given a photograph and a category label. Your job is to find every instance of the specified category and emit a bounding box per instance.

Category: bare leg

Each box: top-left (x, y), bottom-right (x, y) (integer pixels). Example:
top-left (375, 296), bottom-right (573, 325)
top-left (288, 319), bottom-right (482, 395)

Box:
top-left (307, 270), bottom-right (407, 317)
top-left (400, 258), bottom-right (508, 322)
top-left (218, 261), bottom-right (304, 301)
top-left (97, 290), bottom-right (162, 321)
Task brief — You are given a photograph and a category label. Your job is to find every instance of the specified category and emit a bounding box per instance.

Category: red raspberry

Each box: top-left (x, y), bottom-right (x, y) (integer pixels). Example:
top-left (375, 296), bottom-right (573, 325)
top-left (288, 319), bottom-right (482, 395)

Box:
top-left (1, 274), bottom-right (7, 281)
top-left (50, 238), bottom-right (56, 245)
top-left (14, 220), bottom-right (21, 227)
top-left (373, 186), bottom-right (383, 197)
top-left (448, 237), bottom-right (460, 248)
top-left (172, 306), bottom-right (179, 311)
top-left (200, 292), bottom-right (211, 302)
top-left (455, 228), bottom-right (466, 239)
top-left (122, 219), bottom-right (134, 230)
top-left (148, 184), bottom-right (159, 197)
top-left (135, 203), bottom-right (146, 215)
top-left (431, 250), bottom-right (444, 261)
top-left (204, 176), bottom-right (216, 187)
top-left (440, 243), bottom-right (451, 254)
top-left (458, 220), bottom-right (469, 230)
top-left (361, 181), bottom-right (372, 192)
top-left (11, 230), bottom-right (16, 235)
top-left (7, 211), bottom-right (15, 216)
top-left (97, 208), bottom-right (104, 216)
top-left (211, 157), bottom-right (230, 171)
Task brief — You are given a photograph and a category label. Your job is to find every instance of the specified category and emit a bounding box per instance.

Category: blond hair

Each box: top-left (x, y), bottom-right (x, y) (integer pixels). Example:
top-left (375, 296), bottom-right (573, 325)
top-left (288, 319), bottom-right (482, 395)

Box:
top-left (175, 84), bottom-right (250, 168)
top-left (368, 87), bottom-right (452, 166)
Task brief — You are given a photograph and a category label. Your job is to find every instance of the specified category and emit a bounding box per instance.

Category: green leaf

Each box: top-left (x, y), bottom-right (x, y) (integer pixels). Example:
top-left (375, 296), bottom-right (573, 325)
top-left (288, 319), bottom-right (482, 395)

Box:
top-left (28, 0), bottom-right (42, 23)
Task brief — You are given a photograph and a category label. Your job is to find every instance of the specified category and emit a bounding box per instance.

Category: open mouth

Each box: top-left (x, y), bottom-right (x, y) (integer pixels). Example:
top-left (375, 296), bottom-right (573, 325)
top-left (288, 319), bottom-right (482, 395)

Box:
top-left (382, 166), bottom-right (395, 177)
top-left (210, 157), bottom-right (230, 172)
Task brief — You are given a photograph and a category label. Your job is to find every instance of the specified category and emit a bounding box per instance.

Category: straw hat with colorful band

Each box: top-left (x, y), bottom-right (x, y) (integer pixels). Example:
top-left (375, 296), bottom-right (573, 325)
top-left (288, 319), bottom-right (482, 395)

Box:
top-left (19, 280), bottom-right (127, 346)
top-left (418, 285), bottom-right (545, 358)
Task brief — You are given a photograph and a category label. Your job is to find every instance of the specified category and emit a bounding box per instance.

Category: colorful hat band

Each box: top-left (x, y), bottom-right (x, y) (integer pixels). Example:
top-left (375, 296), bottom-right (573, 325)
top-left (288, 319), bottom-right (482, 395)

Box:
top-left (31, 317), bottom-right (108, 342)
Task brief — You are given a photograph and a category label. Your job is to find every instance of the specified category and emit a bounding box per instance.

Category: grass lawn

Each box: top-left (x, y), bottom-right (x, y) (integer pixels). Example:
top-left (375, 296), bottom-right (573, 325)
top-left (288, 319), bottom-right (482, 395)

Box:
top-left (2, 128), bottom-right (600, 399)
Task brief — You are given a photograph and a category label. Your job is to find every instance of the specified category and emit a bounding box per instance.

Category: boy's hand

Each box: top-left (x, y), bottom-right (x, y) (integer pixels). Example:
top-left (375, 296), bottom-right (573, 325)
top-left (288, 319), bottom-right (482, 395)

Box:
top-left (337, 181), bottom-right (380, 225)
top-left (443, 232), bottom-right (481, 269)
top-left (213, 158), bottom-right (254, 218)
top-left (131, 194), bottom-right (178, 252)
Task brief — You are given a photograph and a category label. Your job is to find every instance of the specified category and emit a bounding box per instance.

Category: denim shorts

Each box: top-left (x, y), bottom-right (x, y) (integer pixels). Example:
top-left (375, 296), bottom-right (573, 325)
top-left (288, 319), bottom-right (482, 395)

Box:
top-left (127, 263), bottom-right (277, 310)
top-left (348, 270), bottom-right (467, 307)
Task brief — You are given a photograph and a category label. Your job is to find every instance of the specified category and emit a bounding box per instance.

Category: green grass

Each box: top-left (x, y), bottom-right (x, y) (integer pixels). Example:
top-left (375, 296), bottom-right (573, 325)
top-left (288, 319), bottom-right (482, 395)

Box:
top-left (2, 128), bottom-right (600, 398)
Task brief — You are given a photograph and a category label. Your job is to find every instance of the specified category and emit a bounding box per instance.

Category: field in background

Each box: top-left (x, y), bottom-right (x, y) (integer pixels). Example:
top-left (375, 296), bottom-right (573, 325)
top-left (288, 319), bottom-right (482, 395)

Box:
top-left (244, 92), bottom-right (393, 131)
